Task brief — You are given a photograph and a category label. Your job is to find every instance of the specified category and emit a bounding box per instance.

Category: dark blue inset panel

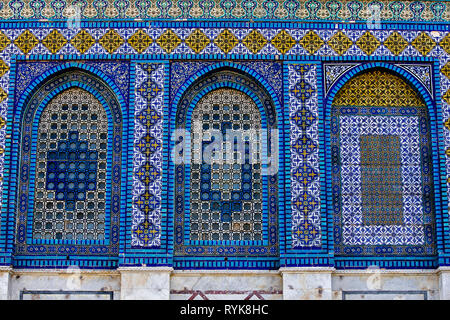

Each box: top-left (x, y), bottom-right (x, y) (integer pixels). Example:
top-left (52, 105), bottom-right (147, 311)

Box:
top-left (46, 131), bottom-right (98, 211)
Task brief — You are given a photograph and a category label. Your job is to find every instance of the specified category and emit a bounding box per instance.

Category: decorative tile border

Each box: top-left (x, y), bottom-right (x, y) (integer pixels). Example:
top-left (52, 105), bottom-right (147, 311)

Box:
top-left (1, 0), bottom-right (450, 23)
top-left (0, 26), bottom-right (448, 58)
top-left (287, 63), bottom-right (322, 249)
top-left (131, 62), bottom-right (164, 248)
top-left (120, 60), bottom-right (171, 267)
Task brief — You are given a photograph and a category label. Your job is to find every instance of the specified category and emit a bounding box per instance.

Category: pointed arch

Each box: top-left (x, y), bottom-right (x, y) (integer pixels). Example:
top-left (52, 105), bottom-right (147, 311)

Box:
top-left (168, 65), bottom-right (283, 269)
top-left (2, 65), bottom-right (128, 267)
top-left (325, 63), bottom-right (443, 262)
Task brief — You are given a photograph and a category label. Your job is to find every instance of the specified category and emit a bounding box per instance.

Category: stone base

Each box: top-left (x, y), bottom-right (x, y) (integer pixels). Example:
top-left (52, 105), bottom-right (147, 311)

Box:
top-left (119, 267), bottom-right (172, 300)
top-left (0, 267), bottom-right (11, 300)
top-left (170, 270), bottom-right (282, 300)
top-left (281, 267), bottom-right (334, 300)
top-left (438, 267), bottom-right (450, 300)
top-left (0, 267), bottom-right (445, 299)
top-left (333, 269), bottom-right (438, 300)
top-left (8, 268), bottom-right (120, 300)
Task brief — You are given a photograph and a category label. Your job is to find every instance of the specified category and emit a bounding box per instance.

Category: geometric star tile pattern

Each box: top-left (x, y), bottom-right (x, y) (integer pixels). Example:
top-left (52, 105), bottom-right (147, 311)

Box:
top-left (440, 33), bottom-right (450, 55)
top-left (42, 30), bottom-right (67, 54)
top-left (384, 32), bottom-right (408, 56)
top-left (0, 31), bottom-right (11, 52)
top-left (0, 88), bottom-right (7, 103)
top-left (243, 30), bottom-right (268, 54)
top-left (442, 62), bottom-right (450, 80)
top-left (99, 29), bottom-right (125, 54)
top-left (299, 31), bottom-right (324, 55)
top-left (214, 29), bottom-right (239, 54)
top-left (356, 31), bottom-right (380, 55)
top-left (412, 32), bottom-right (436, 56)
top-left (328, 31), bottom-right (353, 55)
top-left (157, 29), bottom-right (181, 54)
top-left (444, 90), bottom-right (450, 106)
top-left (0, 60), bottom-right (9, 77)
top-left (14, 30), bottom-right (39, 54)
top-left (128, 29), bottom-right (153, 54)
top-left (70, 30), bottom-right (96, 54)
top-left (271, 30), bottom-right (296, 54)
top-left (185, 29), bottom-right (210, 54)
